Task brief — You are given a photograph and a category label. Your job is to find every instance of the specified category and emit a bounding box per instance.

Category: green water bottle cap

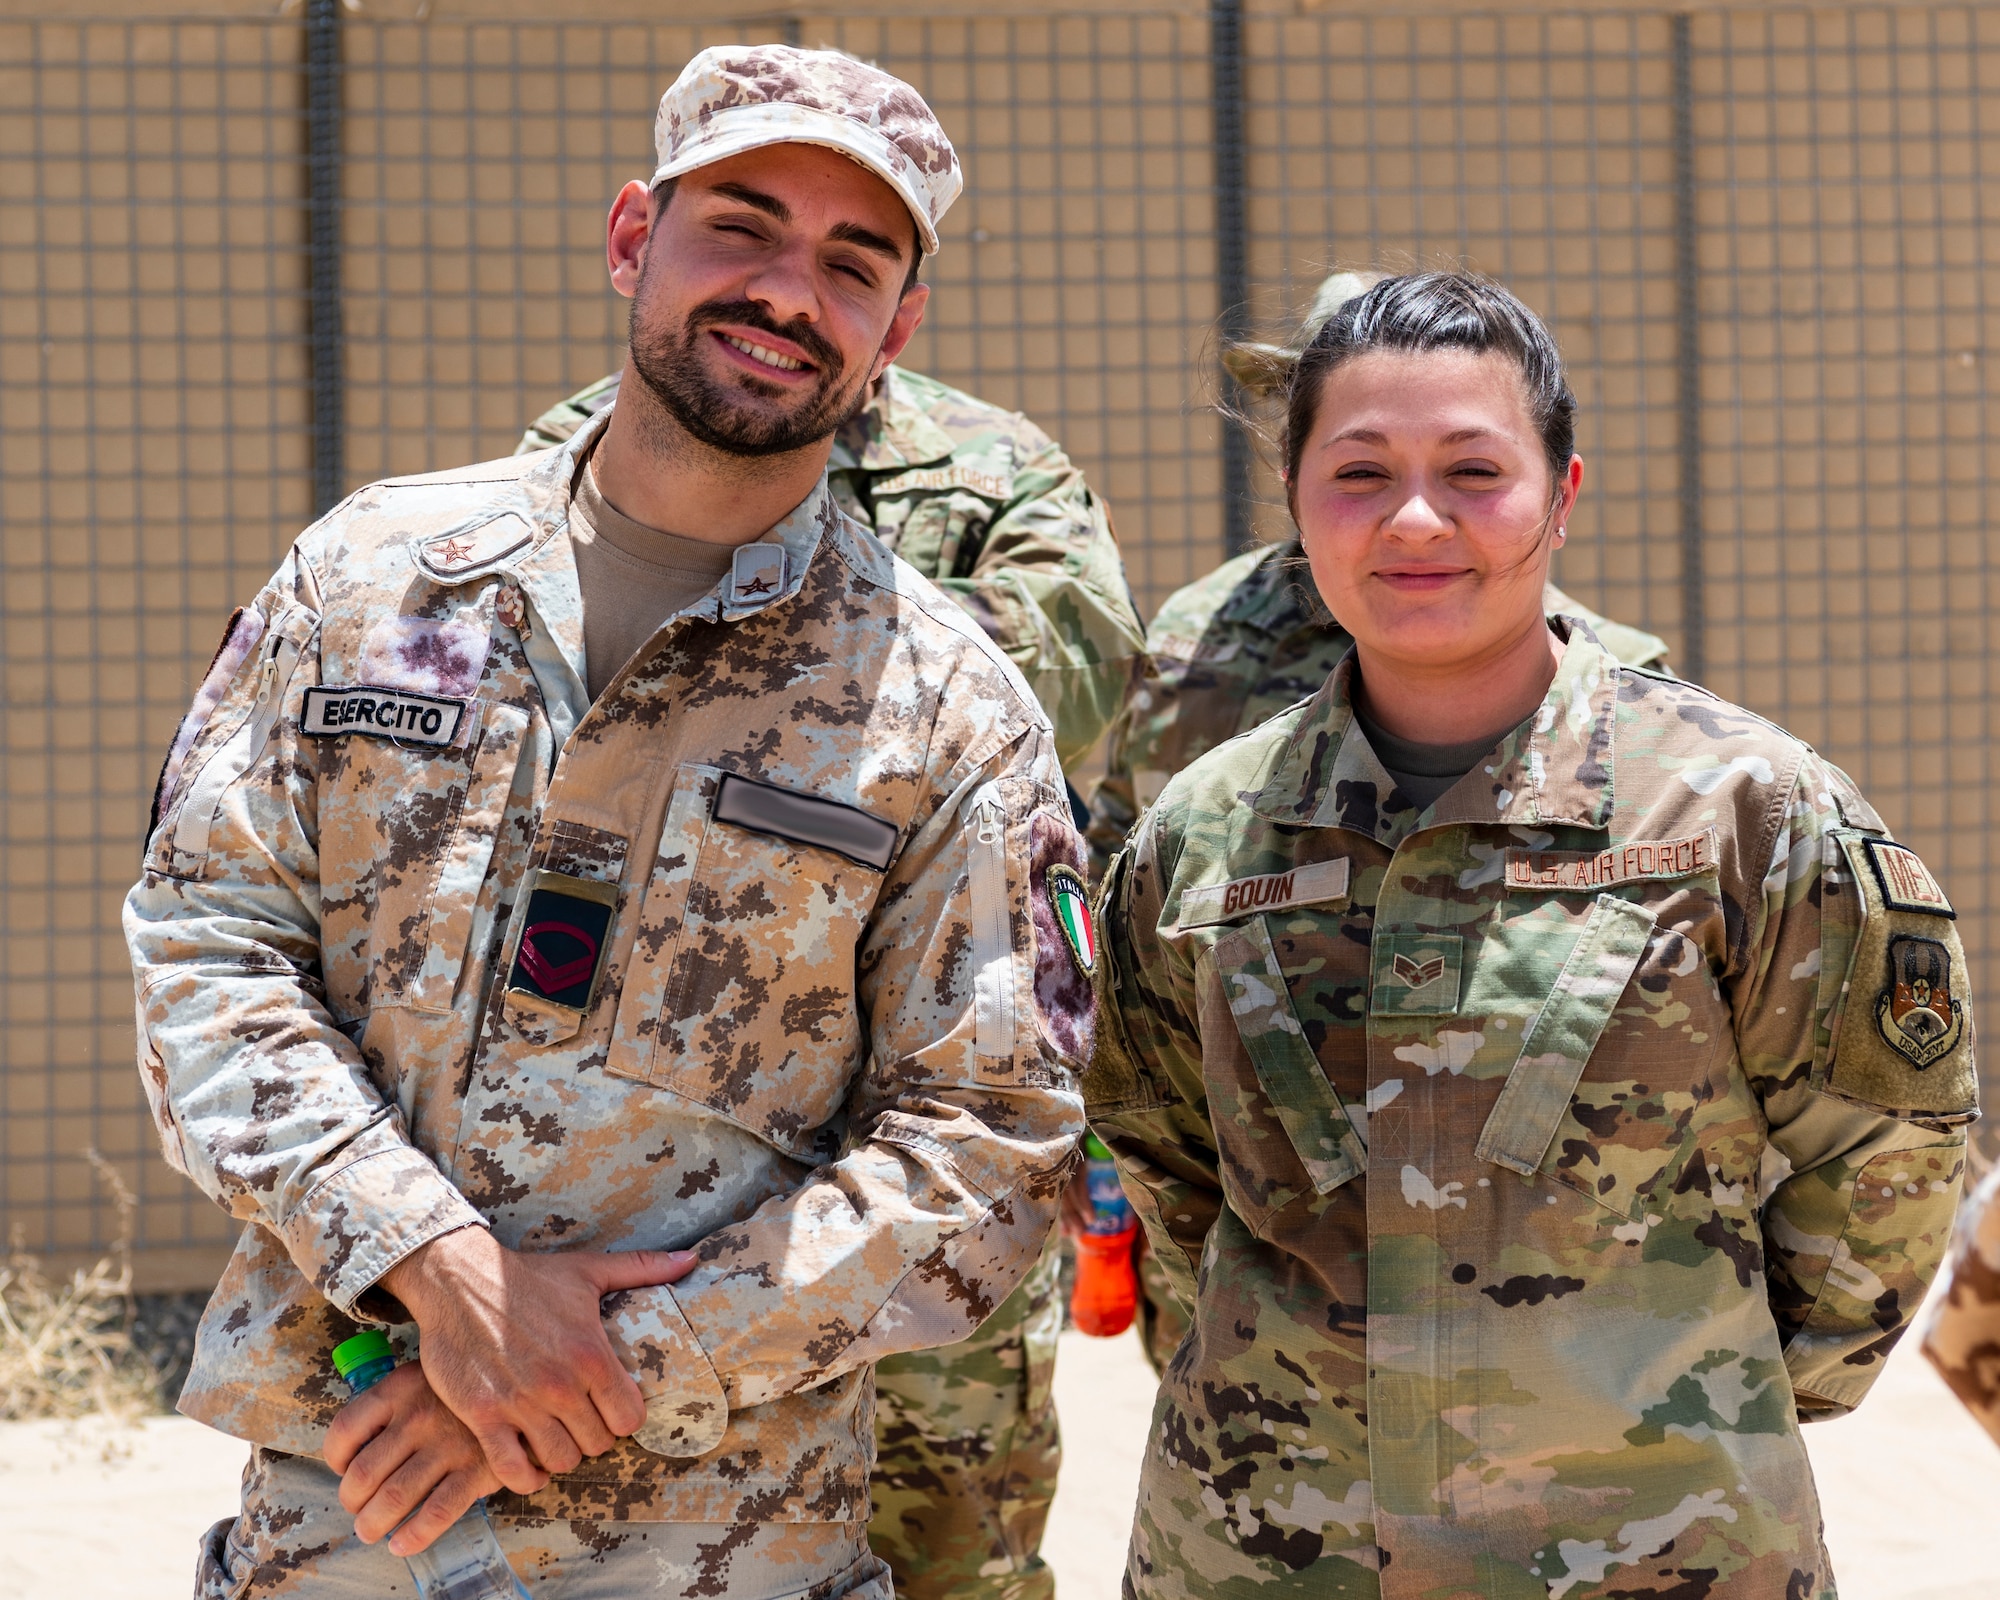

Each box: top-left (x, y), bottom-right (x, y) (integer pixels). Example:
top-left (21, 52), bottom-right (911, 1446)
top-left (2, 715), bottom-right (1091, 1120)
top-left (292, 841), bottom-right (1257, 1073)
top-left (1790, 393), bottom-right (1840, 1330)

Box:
top-left (331, 1329), bottom-right (394, 1380)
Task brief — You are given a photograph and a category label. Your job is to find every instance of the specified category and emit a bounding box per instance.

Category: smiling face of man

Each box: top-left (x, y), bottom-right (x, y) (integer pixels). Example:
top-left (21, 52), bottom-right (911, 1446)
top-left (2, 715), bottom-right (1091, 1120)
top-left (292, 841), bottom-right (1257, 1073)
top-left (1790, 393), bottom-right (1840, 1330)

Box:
top-left (623, 142), bottom-right (927, 458)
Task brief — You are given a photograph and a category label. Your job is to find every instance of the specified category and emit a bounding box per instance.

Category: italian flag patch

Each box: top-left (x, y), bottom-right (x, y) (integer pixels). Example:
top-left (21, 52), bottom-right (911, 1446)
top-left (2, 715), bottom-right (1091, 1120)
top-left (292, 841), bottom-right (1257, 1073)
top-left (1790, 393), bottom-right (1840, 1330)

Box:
top-left (1047, 863), bottom-right (1096, 976)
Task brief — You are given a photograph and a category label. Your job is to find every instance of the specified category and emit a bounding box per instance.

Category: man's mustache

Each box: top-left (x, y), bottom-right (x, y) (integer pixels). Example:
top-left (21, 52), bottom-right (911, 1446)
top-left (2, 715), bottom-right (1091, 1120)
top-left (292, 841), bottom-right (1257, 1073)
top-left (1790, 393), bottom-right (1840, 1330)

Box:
top-left (682, 301), bottom-right (843, 379)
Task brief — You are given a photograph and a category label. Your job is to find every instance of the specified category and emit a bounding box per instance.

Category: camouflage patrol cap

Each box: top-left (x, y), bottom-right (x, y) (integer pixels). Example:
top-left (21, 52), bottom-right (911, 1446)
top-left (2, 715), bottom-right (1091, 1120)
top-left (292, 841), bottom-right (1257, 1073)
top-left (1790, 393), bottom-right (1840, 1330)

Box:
top-left (1223, 270), bottom-right (1384, 396)
top-left (653, 45), bottom-right (962, 255)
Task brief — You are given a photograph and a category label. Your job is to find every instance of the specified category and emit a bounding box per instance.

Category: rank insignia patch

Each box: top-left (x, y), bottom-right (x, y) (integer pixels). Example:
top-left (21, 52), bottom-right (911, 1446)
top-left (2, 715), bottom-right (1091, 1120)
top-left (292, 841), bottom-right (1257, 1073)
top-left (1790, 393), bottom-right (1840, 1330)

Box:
top-left (1877, 933), bottom-right (1964, 1069)
top-left (1047, 863), bottom-right (1095, 976)
top-left (505, 869), bottom-right (618, 1014)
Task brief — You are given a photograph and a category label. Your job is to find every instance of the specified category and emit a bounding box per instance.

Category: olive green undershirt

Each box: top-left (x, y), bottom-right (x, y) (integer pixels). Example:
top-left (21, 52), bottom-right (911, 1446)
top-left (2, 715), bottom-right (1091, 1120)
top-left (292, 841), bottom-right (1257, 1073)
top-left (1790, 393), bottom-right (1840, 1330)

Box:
top-left (570, 456), bottom-right (735, 701)
top-left (1353, 702), bottom-right (1516, 811)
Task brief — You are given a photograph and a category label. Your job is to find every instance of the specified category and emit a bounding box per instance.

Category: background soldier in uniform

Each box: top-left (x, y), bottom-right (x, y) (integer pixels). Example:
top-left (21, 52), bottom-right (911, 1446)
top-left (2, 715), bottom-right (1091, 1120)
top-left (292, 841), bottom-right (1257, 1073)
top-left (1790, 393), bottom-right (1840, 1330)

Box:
top-left (1089, 272), bottom-right (1970, 1598)
top-left (517, 216), bottom-right (1145, 1600)
top-left (127, 47), bottom-right (1087, 1597)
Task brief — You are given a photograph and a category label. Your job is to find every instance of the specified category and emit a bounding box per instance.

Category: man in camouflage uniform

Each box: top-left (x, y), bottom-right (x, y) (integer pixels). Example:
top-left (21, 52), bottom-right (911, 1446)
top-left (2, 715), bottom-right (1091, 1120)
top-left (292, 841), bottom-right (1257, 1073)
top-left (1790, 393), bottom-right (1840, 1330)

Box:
top-left (1085, 274), bottom-right (1672, 1371)
top-left (1089, 616), bottom-right (1973, 1596)
top-left (520, 276), bottom-right (1143, 1600)
top-left (127, 46), bottom-right (1088, 1596)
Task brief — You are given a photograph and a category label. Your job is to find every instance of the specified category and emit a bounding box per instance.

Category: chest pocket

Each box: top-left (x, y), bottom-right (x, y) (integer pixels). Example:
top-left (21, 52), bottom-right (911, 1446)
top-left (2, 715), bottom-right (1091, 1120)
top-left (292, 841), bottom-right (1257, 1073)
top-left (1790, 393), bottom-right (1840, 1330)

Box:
top-left (386, 703), bottom-right (530, 1015)
top-left (1204, 915), bottom-right (1366, 1234)
top-left (1474, 893), bottom-right (1661, 1212)
top-left (606, 763), bottom-right (892, 1162)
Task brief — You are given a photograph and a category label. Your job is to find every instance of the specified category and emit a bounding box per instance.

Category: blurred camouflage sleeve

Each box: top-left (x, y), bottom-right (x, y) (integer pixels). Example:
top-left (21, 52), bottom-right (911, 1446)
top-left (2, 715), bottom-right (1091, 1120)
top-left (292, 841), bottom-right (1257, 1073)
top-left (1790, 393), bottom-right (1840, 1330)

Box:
top-left (1920, 1158), bottom-right (2000, 1446)
top-left (1083, 811), bottom-right (1220, 1316)
top-left (1084, 698), bottom-right (1142, 882)
top-left (935, 431), bottom-right (1144, 769)
top-left (514, 373), bottom-right (618, 455)
top-left (611, 720), bottom-right (1088, 1439)
top-left (1732, 751), bottom-right (1972, 1419)
top-left (123, 554), bottom-right (487, 1318)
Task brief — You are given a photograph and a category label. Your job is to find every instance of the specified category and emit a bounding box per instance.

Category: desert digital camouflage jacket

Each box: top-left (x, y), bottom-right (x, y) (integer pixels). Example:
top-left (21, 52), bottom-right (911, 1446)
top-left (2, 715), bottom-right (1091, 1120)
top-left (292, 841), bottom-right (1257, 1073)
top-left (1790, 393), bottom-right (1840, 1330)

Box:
top-left (1087, 622), bottom-right (1973, 1599)
top-left (124, 408), bottom-right (1089, 1522)
top-left (519, 365), bottom-right (1145, 768)
top-left (1086, 536), bottom-right (1671, 873)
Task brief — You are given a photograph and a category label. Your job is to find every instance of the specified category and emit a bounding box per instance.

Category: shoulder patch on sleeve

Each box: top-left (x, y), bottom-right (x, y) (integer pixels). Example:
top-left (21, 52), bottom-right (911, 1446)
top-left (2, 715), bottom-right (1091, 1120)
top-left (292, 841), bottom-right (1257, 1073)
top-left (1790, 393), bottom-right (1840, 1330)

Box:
top-left (1819, 833), bottom-right (1978, 1122)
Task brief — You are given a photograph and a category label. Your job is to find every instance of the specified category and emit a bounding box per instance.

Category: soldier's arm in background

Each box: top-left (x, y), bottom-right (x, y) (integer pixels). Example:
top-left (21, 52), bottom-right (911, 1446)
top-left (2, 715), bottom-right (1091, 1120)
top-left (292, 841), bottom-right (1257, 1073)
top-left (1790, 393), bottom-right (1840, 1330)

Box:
top-left (604, 717), bottom-right (1088, 1455)
top-left (516, 373), bottom-right (617, 455)
top-left (1921, 1160), bottom-right (2000, 1445)
top-left (1734, 751), bottom-right (1973, 1421)
top-left (929, 422), bottom-right (1146, 770)
top-left (125, 555), bottom-right (490, 1317)
top-left (1081, 804), bottom-right (1221, 1318)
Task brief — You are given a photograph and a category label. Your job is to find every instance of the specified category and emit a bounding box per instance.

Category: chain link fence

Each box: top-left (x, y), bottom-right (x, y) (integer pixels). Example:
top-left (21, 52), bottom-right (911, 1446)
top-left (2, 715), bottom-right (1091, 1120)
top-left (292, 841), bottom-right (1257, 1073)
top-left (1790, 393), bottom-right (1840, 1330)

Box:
top-left (4, 6), bottom-right (1996, 1283)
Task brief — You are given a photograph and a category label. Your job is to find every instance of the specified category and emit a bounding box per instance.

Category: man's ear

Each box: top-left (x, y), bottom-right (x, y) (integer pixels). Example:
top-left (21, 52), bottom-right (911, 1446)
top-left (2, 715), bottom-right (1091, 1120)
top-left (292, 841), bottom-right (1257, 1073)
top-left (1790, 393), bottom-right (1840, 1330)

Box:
top-left (869, 282), bottom-right (930, 381)
top-left (606, 179), bottom-right (656, 301)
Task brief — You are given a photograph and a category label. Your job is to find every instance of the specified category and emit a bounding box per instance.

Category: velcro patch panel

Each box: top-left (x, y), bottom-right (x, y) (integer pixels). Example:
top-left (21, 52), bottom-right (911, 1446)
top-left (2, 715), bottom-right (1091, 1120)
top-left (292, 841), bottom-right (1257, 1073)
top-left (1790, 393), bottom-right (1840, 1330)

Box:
top-left (712, 772), bottom-right (898, 870)
top-left (300, 684), bottom-right (468, 747)
top-left (1505, 830), bottom-right (1717, 893)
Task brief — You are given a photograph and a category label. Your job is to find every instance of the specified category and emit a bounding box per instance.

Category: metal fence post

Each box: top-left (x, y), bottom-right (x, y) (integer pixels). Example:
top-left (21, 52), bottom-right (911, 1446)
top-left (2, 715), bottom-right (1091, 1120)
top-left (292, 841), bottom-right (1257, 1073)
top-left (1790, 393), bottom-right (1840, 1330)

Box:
top-left (305, 0), bottom-right (345, 517)
top-left (1210, 0), bottom-right (1253, 558)
top-left (1670, 12), bottom-right (1704, 683)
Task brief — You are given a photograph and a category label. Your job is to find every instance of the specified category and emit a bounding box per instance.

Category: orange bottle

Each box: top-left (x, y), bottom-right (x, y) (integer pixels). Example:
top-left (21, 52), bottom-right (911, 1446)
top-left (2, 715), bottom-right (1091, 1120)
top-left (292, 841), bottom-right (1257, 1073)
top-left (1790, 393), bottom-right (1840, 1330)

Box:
top-left (1070, 1132), bottom-right (1139, 1337)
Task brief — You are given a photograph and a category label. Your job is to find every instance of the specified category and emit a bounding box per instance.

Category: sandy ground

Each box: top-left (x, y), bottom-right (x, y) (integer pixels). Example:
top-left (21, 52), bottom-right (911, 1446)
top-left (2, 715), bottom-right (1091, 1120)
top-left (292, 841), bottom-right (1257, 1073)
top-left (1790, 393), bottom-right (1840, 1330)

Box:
top-left (2, 1325), bottom-right (1994, 1599)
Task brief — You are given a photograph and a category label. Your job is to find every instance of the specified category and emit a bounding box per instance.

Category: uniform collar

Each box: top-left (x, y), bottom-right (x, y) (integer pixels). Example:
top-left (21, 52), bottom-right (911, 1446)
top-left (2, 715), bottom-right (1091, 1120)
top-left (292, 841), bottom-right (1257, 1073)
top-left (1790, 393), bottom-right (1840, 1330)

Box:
top-left (827, 366), bottom-right (956, 474)
top-left (408, 408), bottom-right (838, 747)
top-left (1249, 618), bottom-right (1618, 842)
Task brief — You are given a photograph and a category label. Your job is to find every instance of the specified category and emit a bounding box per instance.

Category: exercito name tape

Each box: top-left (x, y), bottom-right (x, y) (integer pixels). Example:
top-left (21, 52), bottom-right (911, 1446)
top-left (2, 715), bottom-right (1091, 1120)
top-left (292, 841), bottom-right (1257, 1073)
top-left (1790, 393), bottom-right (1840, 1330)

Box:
top-left (1504, 829), bottom-right (1718, 892)
top-left (1177, 858), bottom-right (1351, 929)
top-left (300, 684), bottom-right (468, 747)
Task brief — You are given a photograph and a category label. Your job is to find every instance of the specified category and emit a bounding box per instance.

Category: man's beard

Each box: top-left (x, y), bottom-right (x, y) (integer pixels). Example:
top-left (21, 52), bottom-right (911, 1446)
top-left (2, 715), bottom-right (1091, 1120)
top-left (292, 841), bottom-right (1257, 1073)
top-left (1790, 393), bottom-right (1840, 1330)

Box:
top-left (629, 295), bottom-right (868, 457)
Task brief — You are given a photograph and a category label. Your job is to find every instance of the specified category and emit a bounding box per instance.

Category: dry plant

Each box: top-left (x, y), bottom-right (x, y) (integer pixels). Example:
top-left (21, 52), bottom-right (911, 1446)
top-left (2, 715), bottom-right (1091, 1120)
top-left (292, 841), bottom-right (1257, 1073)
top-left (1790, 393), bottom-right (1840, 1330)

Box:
top-left (0, 1151), bottom-right (164, 1421)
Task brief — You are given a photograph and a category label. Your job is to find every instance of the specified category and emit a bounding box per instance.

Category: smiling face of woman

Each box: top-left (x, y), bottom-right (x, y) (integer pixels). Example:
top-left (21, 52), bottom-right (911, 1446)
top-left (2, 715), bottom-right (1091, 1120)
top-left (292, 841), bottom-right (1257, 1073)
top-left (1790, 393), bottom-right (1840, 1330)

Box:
top-left (1291, 346), bottom-right (1582, 701)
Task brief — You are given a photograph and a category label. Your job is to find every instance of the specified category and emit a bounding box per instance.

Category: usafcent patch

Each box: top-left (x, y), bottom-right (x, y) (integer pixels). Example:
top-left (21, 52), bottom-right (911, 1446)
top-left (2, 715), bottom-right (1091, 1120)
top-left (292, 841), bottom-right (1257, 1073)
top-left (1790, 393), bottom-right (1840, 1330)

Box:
top-left (1821, 832), bottom-right (1978, 1122)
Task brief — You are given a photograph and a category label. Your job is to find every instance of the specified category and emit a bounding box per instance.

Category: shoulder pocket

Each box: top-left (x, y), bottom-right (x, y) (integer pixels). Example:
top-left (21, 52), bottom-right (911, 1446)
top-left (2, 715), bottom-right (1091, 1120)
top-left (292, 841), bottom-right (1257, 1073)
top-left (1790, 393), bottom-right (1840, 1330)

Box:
top-left (1815, 833), bottom-right (1977, 1122)
top-left (1476, 893), bottom-right (1659, 1176)
top-left (1211, 914), bottom-right (1365, 1196)
top-left (158, 608), bottom-right (316, 874)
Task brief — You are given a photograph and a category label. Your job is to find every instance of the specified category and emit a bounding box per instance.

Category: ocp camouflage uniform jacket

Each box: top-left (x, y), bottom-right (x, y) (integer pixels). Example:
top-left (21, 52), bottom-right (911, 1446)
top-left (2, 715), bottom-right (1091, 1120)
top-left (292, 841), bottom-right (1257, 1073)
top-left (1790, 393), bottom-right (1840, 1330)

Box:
top-left (519, 365), bottom-right (1145, 768)
top-left (1086, 536), bottom-right (1671, 874)
top-left (1088, 622), bottom-right (1973, 1599)
top-left (124, 409), bottom-right (1089, 1523)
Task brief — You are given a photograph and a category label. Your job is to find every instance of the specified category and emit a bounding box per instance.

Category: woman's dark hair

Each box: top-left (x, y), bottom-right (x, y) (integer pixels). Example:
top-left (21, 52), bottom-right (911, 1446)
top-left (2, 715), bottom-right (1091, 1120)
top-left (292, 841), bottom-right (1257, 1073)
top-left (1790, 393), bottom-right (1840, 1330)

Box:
top-left (1282, 271), bottom-right (1576, 498)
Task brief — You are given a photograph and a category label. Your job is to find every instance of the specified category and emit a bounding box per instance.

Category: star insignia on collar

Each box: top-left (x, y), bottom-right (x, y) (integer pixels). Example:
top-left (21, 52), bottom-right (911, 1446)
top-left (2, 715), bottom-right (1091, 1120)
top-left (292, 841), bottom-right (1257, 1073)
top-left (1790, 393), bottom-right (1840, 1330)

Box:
top-left (737, 575), bottom-right (778, 596)
top-left (431, 536), bottom-right (476, 566)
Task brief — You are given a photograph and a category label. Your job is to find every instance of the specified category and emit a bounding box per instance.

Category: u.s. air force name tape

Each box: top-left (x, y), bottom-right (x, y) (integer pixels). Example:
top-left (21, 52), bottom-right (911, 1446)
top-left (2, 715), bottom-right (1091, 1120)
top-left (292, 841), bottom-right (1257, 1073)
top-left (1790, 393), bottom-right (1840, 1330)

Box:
top-left (300, 685), bottom-right (468, 747)
top-left (1504, 829), bottom-right (1718, 892)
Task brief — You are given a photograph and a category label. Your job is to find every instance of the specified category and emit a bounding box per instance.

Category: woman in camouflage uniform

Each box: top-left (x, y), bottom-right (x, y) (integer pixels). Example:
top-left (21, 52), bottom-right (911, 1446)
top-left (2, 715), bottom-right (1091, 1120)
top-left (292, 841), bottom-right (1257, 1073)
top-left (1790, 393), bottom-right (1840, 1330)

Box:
top-left (1089, 273), bottom-right (1974, 1599)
